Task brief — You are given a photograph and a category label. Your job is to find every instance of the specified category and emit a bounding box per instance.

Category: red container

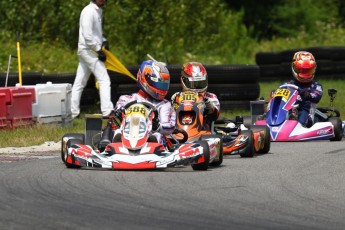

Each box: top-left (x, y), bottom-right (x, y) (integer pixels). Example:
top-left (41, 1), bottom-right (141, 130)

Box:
top-left (0, 88), bottom-right (11, 129)
top-left (0, 86), bottom-right (36, 128)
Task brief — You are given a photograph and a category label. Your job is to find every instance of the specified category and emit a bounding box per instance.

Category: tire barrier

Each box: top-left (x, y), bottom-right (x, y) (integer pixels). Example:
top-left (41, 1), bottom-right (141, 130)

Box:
top-left (108, 64), bottom-right (260, 84)
top-left (42, 73), bottom-right (96, 89)
top-left (0, 72), bottom-right (42, 87)
top-left (256, 46), bottom-right (345, 81)
top-left (1, 64), bottom-right (261, 111)
top-left (110, 82), bottom-right (259, 102)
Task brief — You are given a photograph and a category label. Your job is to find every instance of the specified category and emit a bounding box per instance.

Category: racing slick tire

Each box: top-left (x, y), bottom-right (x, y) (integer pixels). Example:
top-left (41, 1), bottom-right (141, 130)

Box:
top-left (243, 115), bottom-right (252, 129)
top-left (239, 130), bottom-right (255, 158)
top-left (328, 117), bottom-right (343, 141)
top-left (61, 133), bottom-right (85, 168)
top-left (250, 125), bottom-right (271, 154)
top-left (191, 140), bottom-right (210, 171)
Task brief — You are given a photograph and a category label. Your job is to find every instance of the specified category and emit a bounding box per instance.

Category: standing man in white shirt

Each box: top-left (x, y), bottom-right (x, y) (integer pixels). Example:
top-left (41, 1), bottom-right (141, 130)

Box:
top-left (71, 0), bottom-right (113, 119)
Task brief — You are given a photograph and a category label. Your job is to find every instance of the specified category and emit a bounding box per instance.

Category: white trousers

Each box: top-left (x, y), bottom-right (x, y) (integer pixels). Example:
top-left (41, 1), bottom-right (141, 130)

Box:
top-left (71, 49), bottom-right (113, 118)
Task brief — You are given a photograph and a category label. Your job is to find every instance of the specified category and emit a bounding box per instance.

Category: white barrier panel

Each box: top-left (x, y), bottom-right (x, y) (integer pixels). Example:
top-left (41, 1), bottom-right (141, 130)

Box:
top-left (32, 82), bottom-right (72, 125)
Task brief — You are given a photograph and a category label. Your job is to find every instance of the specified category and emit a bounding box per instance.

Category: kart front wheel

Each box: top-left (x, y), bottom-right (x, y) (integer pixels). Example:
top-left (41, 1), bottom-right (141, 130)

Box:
top-left (328, 117), bottom-right (343, 141)
top-left (192, 140), bottom-right (210, 171)
top-left (251, 125), bottom-right (271, 154)
top-left (209, 136), bottom-right (223, 167)
top-left (61, 133), bottom-right (85, 168)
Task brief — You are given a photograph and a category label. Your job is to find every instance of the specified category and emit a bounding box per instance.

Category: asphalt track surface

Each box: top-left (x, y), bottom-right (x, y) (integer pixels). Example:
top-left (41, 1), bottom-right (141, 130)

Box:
top-left (0, 141), bottom-right (344, 230)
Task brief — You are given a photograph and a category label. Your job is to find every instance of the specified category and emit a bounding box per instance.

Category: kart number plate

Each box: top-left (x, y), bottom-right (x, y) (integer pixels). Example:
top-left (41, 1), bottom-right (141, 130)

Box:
top-left (126, 105), bottom-right (148, 117)
top-left (273, 89), bottom-right (290, 100)
top-left (181, 92), bottom-right (197, 102)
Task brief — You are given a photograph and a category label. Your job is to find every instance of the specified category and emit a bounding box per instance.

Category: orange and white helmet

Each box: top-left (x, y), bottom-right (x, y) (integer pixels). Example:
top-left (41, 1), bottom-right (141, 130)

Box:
top-left (291, 51), bottom-right (317, 83)
top-left (181, 62), bottom-right (208, 93)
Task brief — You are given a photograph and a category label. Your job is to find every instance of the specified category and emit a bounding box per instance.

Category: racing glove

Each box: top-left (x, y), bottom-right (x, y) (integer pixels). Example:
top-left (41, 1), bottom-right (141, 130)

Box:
top-left (171, 92), bottom-right (178, 104)
top-left (102, 41), bottom-right (109, 50)
top-left (97, 49), bottom-right (106, 62)
top-left (298, 89), bottom-right (310, 100)
top-left (204, 97), bottom-right (215, 112)
top-left (152, 116), bottom-right (160, 132)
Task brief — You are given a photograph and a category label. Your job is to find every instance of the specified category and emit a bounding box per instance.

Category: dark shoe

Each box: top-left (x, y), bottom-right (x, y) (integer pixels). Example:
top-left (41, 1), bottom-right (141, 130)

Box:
top-left (256, 114), bottom-right (266, 120)
top-left (288, 109), bottom-right (298, 120)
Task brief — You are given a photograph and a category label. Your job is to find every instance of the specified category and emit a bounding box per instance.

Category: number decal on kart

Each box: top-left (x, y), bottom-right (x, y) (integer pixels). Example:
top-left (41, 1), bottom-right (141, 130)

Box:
top-left (126, 105), bottom-right (148, 117)
top-left (181, 91), bottom-right (197, 102)
top-left (273, 89), bottom-right (291, 100)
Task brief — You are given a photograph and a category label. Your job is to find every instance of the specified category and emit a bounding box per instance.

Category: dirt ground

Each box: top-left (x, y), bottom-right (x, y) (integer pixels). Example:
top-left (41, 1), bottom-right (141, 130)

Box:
top-left (0, 141), bottom-right (60, 155)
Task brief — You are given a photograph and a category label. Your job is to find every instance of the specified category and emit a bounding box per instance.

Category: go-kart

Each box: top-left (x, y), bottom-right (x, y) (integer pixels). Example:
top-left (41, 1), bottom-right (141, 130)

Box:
top-left (172, 91), bottom-right (223, 165)
top-left (255, 84), bottom-right (343, 141)
top-left (61, 100), bottom-right (212, 170)
top-left (214, 116), bottom-right (271, 157)
top-left (173, 90), bottom-right (268, 160)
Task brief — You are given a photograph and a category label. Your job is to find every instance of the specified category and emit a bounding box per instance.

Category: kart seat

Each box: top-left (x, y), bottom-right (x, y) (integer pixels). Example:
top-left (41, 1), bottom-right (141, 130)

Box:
top-left (147, 135), bottom-right (158, 143)
top-left (113, 133), bottom-right (122, 142)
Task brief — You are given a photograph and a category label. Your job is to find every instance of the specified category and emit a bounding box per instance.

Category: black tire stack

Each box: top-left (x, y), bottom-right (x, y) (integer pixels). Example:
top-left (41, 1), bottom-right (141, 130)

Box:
top-left (109, 64), bottom-right (260, 110)
top-left (1, 64), bottom-right (261, 111)
top-left (0, 72), bottom-right (42, 86)
top-left (256, 46), bottom-right (345, 82)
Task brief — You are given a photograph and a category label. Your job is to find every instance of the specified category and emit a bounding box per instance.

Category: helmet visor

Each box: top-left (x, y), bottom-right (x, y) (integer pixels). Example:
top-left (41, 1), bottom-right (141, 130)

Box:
top-left (182, 76), bottom-right (207, 90)
top-left (293, 66), bottom-right (315, 77)
top-left (145, 72), bottom-right (169, 91)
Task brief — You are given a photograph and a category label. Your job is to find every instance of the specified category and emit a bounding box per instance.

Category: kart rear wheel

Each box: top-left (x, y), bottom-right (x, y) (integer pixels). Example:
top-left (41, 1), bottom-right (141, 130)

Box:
top-left (239, 130), bottom-right (255, 158)
top-left (250, 125), bottom-right (271, 154)
top-left (192, 140), bottom-right (210, 171)
top-left (61, 133), bottom-right (85, 168)
top-left (328, 117), bottom-right (343, 141)
top-left (243, 115), bottom-right (252, 129)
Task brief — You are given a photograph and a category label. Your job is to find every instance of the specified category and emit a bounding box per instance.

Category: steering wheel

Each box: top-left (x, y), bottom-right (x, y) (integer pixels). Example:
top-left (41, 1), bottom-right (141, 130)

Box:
top-left (172, 128), bottom-right (188, 143)
top-left (279, 83), bottom-right (299, 90)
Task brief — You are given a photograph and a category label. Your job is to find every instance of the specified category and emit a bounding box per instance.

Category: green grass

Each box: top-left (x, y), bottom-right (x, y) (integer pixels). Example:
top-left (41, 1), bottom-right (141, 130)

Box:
top-left (0, 80), bottom-right (344, 148)
top-left (0, 119), bottom-right (84, 148)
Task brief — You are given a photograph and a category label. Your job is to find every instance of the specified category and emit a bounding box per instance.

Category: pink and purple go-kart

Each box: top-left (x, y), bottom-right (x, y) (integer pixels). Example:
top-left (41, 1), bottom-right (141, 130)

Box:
top-left (255, 84), bottom-right (343, 142)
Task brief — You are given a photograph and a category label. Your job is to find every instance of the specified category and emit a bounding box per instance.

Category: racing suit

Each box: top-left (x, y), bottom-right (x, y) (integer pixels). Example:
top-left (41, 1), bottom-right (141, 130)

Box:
top-left (114, 90), bottom-right (176, 144)
top-left (286, 79), bottom-right (323, 127)
top-left (71, 1), bottom-right (113, 118)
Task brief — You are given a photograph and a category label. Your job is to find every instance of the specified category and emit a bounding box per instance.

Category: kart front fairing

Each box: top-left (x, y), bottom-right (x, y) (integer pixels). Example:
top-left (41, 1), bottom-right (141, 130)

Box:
top-left (255, 119), bottom-right (334, 141)
top-left (121, 103), bottom-right (152, 150)
top-left (266, 87), bottom-right (299, 126)
top-left (66, 141), bottom-right (207, 170)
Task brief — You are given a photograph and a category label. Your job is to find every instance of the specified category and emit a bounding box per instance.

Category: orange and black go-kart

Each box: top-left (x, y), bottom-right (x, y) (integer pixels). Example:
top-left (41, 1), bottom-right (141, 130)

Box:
top-left (172, 90), bottom-right (270, 158)
top-left (172, 91), bottom-right (224, 166)
top-left (214, 116), bottom-right (271, 157)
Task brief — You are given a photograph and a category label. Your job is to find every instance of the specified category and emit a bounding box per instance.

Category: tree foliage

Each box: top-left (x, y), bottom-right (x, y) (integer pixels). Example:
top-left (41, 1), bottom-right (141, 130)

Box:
top-left (0, 0), bottom-right (250, 65)
top-left (1, 0), bottom-right (345, 73)
top-left (226, 0), bottom-right (344, 40)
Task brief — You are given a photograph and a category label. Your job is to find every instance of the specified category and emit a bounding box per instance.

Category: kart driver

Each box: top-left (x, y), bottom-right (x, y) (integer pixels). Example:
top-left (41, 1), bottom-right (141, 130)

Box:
top-left (113, 59), bottom-right (176, 144)
top-left (171, 62), bottom-right (220, 127)
top-left (284, 51), bottom-right (323, 127)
